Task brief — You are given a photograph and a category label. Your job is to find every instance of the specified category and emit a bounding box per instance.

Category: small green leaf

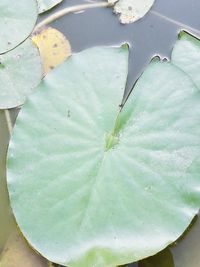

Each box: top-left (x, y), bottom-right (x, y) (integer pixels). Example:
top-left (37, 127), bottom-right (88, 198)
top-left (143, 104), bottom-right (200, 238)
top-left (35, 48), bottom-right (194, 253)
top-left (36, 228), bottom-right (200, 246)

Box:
top-left (172, 31), bottom-right (200, 88)
top-left (139, 249), bottom-right (174, 267)
top-left (0, 39), bottom-right (42, 109)
top-left (108, 0), bottom-right (155, 24)
top-left (7, 45), bottom-right (200, 267)
top-left (0, 0), bottom-right (38, 54)
top-left (37, 0), bottom-right (63, 14)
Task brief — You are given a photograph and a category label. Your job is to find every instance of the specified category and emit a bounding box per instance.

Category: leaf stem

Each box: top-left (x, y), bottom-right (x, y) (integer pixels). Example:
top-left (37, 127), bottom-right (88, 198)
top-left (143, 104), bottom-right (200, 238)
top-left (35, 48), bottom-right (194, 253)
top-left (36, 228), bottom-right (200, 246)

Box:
top-left (34, 2), bottom-right (113, 31)
top-left (150, 10), bottom-right (200, 36)
top-left (4, 109), bottom-right (13, 137)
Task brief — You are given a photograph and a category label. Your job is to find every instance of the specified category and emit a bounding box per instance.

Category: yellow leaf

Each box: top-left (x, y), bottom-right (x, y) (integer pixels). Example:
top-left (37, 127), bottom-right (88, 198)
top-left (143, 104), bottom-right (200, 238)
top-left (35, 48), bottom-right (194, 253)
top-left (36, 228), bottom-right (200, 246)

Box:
top-left (32, 27), bottom-right (71, 75)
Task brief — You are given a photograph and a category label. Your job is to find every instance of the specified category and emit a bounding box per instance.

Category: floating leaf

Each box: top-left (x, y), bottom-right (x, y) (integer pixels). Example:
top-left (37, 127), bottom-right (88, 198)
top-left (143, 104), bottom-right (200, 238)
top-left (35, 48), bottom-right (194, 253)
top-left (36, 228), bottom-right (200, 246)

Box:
top-left (7, 45), bottom-right (200, 267)
top-left (37, 0), bottom-right (63, 14)
top-left (32, 27), bottom-right (71, 75)
top-left (172, 32), bottom-right (200, 89)
top-left (108, 0), bottom-right (155, 24)
top-left (0, 39), bottom-right (42, 109)
top-left (0, 230), bottom-right (48, 267)
top-left (139, 249), bottom-right (174, 267)
top-left (0, 0), bottom-right (38, 54)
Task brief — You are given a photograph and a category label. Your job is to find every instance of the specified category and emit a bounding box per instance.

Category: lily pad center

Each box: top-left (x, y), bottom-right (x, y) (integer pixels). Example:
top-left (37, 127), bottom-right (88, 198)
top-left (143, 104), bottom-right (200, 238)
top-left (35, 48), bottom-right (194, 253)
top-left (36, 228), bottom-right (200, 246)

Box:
top-left (105, 131), bottom-right (119, 151)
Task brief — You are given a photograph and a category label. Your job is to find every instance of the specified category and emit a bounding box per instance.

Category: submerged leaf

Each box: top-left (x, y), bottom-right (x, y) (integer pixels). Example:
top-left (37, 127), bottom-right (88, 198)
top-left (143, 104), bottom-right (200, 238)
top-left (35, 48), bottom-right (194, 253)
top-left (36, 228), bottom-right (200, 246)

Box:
top-left (7, 44), bottom-right (200, 267)
top-left (0, 0), bottom-right (38, 54)
top-left (172, 32), bottom-right (200, 89)
top-left (37, 0), bottom-right (63, 14)
top-left (109, 0), bottom-right (155, 24)
top-left (0, 39), bottom-right (42, 109)
top-left (32, 27), bottom-right (71, 75)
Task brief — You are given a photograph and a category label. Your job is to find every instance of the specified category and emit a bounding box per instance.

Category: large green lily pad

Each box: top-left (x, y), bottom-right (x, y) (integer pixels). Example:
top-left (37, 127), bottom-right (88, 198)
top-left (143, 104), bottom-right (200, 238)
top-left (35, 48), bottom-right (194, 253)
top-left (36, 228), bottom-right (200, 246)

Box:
top-left (0, 0), bottom-right (38, 54)
top-left (0, 39), bottom-right (42, 109)
top-left (7, 44), bottom-right (200, 267)
top-left (37, 0), bottom-right (63, 14)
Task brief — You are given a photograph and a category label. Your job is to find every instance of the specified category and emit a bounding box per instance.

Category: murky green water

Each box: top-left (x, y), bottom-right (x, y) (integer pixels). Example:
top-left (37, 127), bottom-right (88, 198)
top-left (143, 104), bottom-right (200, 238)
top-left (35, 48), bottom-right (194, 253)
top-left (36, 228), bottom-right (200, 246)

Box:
top-left (0, 110), bottom-right (17, 251)
top-left (1, 0), bottom-right (200, 266)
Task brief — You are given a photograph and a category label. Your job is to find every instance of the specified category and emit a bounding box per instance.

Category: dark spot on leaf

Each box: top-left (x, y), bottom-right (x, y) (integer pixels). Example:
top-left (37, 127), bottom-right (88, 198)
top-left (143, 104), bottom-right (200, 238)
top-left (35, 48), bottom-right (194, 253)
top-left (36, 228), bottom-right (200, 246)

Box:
top-left (50, 66), bottom-right (54, 69)
top-left (128, 6), bottom-right (132, 11)
top-left (7, 41), bottom-right (11, 45)
top-left (53, 43), bottom-right (58, 48)
top-left (0, 61), bottom-right (5, 69)
top-left (67, 110), bottom-right (71, 118)
top-left (33, 26), bottom-right (46, 36)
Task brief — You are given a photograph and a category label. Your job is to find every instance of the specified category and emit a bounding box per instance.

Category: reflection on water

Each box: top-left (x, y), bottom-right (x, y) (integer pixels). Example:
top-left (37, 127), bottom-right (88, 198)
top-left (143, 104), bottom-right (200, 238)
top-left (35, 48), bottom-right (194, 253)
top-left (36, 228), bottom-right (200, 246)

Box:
top-left (1, 0), bottom-right (200, 266)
